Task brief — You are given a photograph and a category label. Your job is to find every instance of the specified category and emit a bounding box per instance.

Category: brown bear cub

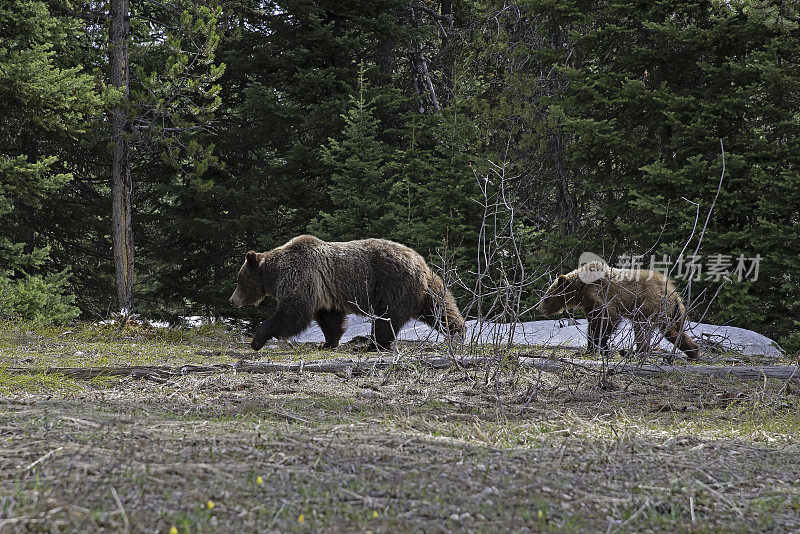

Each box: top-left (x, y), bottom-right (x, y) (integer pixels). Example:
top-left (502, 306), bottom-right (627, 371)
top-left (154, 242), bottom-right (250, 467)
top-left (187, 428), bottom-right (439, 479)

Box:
top-left (230, 235), bottom-right (465, 352)
top-left (536, 262), bottom-right (700, 361)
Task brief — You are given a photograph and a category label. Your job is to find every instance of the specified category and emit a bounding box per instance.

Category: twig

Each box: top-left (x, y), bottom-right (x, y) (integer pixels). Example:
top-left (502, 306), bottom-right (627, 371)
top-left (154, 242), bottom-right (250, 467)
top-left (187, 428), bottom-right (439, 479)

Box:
top-left (21, 446), bottom-right (64, 471)
top-left (610, 498), bottom-right (649, 534)
top-left (692, 139), bottom-right (726, 259)
top-left (111, 487), bottom-right (130, 531)
top-left (266, 501), bottom-right (288, 531)
top-left (778, 359), bottom-right (800, 395)
top-left (695, 479), bottom-right (744, 517)
top-left (266, 411), bottom-right (309, 424)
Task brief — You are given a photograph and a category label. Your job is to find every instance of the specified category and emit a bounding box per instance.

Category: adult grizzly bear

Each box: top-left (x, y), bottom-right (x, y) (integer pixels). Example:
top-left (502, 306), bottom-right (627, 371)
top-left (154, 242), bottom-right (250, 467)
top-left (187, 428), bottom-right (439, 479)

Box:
top-left (536, 262), bottom-right (700, 361)
top-left (229, 235), bottom-right (464, 351)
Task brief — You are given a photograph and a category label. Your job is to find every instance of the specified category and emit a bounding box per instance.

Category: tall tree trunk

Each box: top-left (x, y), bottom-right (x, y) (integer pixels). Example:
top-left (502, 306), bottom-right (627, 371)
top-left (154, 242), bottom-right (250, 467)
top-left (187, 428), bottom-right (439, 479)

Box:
top-left (407, 6), bottom-right (440, 113)
top-left (439, 0), bottom-right (454, 105)
top-left (109, 0), bottom-right (134, 312)
top-left (553, 129), bottom-right (577, 233)
top-left (379, 34), bottom-right (395, 77)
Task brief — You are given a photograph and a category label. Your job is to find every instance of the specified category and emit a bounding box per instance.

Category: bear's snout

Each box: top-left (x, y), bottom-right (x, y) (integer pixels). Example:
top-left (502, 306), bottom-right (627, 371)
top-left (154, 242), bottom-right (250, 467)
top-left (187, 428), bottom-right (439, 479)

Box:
top-left (537, 299), bottom-right (563, 316)
top-left (230, 287), bottom-right (262, 308)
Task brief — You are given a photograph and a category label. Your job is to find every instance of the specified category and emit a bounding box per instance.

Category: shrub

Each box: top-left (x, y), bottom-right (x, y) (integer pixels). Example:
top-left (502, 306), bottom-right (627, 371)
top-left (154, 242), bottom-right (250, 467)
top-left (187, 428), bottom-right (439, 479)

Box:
top-left (0, 270), bottom-right (80, 325)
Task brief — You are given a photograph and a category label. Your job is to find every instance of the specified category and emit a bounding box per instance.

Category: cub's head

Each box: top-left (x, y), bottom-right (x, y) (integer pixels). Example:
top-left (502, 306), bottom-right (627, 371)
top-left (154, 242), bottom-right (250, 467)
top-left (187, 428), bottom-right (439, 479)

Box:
top-left (536, 274), bottom-right (580, 316)
top-left (229, 251), bottom-right (265, 307)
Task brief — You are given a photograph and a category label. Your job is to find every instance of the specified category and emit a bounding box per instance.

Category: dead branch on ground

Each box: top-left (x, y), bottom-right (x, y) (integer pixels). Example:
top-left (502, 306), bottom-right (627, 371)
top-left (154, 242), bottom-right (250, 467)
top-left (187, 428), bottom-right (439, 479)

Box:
top-left (5, 356), bottom-right (798, 382)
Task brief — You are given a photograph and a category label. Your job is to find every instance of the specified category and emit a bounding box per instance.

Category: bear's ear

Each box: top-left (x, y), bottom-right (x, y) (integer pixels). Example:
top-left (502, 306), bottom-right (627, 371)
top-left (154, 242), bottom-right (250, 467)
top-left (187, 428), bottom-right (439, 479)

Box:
top-left (246, 250), bottom-right (258, 267)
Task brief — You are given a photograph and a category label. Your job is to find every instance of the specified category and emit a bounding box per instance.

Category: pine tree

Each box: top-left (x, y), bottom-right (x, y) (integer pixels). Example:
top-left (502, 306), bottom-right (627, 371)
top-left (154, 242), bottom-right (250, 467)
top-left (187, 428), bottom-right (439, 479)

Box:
top-left (311, 62), bottom-right (394, 241)
top-left (130, 1), bottom-right (225, 317)
top-left (20, 0), bottom-right (226, 318)
top-left (0, 0), bottom-right (102, 322)
top-left (522, 0), bottom-right (800, 349)
top-left (148, 0), bottom-right (402, 319)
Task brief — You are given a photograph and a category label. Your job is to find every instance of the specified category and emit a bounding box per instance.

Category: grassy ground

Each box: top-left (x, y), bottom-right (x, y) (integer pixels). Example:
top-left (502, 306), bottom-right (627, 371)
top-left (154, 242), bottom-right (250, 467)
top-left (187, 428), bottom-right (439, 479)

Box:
top-left (0, 320), bottom-right (798, 533)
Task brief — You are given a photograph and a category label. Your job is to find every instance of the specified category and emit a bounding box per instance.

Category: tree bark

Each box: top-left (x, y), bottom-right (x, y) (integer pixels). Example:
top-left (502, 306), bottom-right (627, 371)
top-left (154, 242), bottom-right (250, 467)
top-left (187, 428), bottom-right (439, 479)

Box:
top-left (407, 6), bottom-right (440, 113)
top-left (109, 0), bottom-right (134, 312)
top-left (553, 128), bottom-right (578, 233)
top-left (379, 27), bottom-right (395, 77)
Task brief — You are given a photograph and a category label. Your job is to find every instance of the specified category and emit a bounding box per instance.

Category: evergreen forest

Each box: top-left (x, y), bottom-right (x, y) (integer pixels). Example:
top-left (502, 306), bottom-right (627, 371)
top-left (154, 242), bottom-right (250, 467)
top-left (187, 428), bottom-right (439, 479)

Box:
top-left (2, 0), bottom-right (799, 351)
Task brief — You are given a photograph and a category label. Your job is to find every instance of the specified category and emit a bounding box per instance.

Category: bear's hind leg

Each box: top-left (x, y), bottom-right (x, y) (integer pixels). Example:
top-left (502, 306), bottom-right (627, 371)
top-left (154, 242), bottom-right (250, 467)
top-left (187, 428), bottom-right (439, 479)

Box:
top-left (587, 311), bottom-right (616, 357)
top-left (627, 322), bottom-right (654, 362)
top-left (315, 308), bottom-right (347, 349)
top-left (368, 316), bottom-right (404, 352)
top-left (598, 319), bottom-right (617, 357)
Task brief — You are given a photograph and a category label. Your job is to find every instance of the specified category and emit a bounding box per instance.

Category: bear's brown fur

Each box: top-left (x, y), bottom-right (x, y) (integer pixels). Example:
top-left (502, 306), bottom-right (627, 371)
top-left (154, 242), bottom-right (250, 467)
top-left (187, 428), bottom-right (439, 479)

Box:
top-left (230, 235), bottom-right (464, 351)
top-left (536, 262), bottom-right (700, 360)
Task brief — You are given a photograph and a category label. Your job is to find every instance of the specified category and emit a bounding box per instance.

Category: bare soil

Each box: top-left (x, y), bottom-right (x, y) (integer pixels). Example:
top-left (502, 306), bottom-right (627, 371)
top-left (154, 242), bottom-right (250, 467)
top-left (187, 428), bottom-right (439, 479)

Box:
top-left (0, 322), bottom-right (798, 533)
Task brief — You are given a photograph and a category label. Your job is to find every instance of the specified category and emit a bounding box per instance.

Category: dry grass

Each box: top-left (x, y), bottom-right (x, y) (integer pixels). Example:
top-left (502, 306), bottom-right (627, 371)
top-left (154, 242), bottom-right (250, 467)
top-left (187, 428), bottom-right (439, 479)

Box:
top-left (0, 320), bottom-right (798, 533)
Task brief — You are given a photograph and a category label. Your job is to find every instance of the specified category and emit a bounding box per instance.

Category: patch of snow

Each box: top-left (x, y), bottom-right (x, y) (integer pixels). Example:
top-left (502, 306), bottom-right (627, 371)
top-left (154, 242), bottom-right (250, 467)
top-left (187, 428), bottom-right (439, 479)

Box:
top-left (95, 312), bottom-right (782, 358)
top-left (285, 314), bottom-right (782, 358)
top-left (96, 315), bottom-right (245, 329)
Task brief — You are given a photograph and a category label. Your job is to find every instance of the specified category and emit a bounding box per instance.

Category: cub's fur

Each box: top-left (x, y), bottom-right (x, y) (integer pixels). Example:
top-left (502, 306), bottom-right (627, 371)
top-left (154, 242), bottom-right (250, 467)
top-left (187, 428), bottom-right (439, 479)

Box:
top-left (536, 262), bottom-right (700, 360)
top-left (230, 235), bottom-right (464, 351)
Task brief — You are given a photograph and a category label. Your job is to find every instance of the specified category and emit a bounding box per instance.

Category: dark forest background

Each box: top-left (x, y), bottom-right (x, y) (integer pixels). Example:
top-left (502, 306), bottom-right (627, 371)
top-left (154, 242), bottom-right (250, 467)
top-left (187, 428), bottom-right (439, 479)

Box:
top-left (2, 0), bottom-right (798, 351)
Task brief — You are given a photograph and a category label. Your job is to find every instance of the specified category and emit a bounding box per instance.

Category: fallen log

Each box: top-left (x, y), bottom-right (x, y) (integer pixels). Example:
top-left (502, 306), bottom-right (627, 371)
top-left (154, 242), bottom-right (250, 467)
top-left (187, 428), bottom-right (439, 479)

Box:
top-left (534, 358), bottom-right (800, 381)
top-left (2, 356), bottom-right (798, 382)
